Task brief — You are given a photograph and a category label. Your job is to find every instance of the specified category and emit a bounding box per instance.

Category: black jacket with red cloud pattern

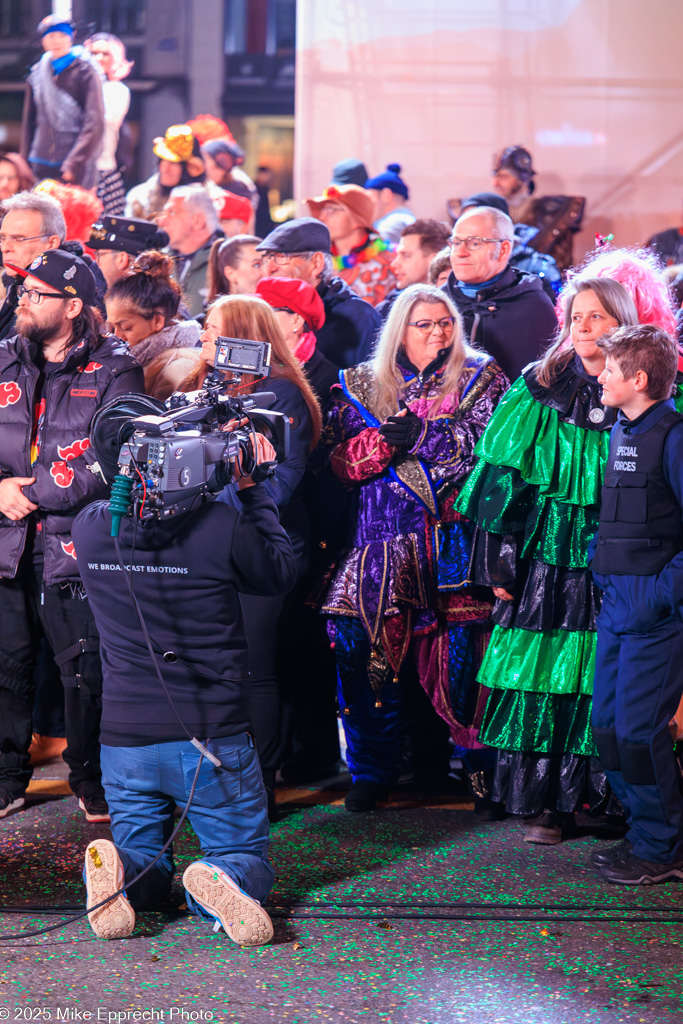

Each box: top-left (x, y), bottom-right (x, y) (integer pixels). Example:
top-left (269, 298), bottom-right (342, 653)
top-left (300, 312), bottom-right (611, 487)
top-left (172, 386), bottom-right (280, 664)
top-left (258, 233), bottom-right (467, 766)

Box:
top-left (0, 330), bottom-right (143, 586)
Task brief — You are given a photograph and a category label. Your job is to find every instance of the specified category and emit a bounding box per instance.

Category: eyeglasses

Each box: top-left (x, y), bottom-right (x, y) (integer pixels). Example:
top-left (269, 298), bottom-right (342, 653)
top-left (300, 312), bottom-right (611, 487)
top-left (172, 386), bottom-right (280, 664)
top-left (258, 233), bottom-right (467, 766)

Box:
top-left (0, 233), bottom-right (51, 246)
top-left (262, 252), bottom-right (304, 266)
top-left (407, 317), bottom-right (456, 334)
top-left (17, 284), bottom-right (66, 305)
top-left (270, 306), bottom-right (294, 314)
top-left (447, 236), bottom-right (504, 252)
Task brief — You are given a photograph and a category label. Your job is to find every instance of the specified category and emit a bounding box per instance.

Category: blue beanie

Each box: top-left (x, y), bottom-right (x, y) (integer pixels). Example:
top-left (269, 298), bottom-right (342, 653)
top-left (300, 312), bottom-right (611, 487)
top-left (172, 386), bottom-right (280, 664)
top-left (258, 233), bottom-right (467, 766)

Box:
top-left (38, 15), bottom-right (74, 37)
top-left (364, 163), bottom-right (409, 200)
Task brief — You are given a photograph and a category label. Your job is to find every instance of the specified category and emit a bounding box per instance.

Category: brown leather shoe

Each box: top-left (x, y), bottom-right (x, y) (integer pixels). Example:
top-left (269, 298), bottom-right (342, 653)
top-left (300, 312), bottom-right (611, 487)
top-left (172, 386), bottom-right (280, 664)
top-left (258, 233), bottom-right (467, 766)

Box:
top-left (28, 734), bottom-right (67, 766)
top-left (524, 811), bottom-right (576, 845)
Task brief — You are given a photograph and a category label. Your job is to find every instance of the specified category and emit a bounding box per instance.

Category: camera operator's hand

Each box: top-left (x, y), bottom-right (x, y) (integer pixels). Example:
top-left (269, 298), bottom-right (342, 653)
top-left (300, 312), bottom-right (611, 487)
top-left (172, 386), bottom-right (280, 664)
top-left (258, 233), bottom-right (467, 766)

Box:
top-left (236, 434), bottom-right (277, 491)
top-left (0, 476), bottom-right (38, 521)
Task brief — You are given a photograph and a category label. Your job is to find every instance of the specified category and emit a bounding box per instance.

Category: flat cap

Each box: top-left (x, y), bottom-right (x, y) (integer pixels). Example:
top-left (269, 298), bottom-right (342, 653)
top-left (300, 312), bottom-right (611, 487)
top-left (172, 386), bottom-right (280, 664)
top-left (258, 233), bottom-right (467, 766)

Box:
top-left (256, 217), bottom-right (331, 255)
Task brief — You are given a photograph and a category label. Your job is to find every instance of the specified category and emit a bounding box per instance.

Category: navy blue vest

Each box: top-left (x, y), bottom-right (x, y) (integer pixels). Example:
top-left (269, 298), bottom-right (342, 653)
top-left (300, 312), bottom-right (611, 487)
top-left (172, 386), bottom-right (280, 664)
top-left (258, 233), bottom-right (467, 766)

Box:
top-left (591, 411), bottom-right (683, 576)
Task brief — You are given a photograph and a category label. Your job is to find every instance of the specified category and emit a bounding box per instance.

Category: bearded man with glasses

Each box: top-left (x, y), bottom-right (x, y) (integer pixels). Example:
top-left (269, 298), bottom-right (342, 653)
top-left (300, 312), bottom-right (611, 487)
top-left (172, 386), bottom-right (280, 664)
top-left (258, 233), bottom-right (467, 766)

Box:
top-left (0, 249), bottom-right (143, 823)
top-left (442, 205), bottom-right (557, 381)
top-left (0, 191), bottom-right (66, 341)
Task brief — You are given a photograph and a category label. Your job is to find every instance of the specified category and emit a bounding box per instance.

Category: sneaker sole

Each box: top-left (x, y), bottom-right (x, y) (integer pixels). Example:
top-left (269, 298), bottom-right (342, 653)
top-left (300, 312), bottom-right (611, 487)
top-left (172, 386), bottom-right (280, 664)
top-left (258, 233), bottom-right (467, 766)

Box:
top-left (601, 866), bottom-right (683, 886)
top-left (84, 839), bottom-right (135, 940)
top-left (78, 798), bottom-right (111, 823)
top-left (182, 862), bottom-right (273, 946)
top-left (0, 796), bottom-right (25, 820)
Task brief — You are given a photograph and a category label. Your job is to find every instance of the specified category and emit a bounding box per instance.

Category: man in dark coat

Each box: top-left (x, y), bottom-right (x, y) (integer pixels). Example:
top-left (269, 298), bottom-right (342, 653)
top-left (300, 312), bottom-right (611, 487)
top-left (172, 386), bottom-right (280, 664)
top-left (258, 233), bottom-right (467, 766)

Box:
top-left (21, 15), bottom-right (104, 189)
top-left (256, 218), bottom-right (380, 369)
top-left (442, 206), bottom-right (558, 382)
top-left (0, 250), bottom-right (143, 822)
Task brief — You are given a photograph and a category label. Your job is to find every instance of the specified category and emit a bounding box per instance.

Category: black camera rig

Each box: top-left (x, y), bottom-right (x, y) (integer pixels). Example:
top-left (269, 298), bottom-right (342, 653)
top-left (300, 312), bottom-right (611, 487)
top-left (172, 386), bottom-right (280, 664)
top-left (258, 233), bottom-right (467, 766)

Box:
top-left (89, 338), bottom-right (290, 535)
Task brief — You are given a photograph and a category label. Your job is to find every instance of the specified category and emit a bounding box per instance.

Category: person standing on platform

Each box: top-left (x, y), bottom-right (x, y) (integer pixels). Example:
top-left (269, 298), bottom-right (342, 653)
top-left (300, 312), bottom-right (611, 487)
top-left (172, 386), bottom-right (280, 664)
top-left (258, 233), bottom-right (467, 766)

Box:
top-left (86, 33), bottom-right (133, 216)
top-left (491, 145), bottom-right (585, 272)
top-left (21, 15), bottom-right (104, 189)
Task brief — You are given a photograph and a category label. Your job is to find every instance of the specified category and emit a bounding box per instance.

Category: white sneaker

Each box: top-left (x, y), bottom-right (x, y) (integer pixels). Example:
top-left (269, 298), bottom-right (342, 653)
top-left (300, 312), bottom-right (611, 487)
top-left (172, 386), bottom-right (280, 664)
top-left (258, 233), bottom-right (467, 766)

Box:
top-left (84, 839), bottom-right (135, 940)
top-left (0, 792), bottom-right (25, 820)
top-left (182, 861), bottom-right (273, 946)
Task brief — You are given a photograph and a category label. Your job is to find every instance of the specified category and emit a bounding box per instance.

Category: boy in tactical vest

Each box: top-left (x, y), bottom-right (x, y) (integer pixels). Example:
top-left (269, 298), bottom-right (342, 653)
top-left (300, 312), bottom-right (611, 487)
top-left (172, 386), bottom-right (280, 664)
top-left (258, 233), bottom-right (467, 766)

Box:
top-left (590, 323), bottom-right (683, 884)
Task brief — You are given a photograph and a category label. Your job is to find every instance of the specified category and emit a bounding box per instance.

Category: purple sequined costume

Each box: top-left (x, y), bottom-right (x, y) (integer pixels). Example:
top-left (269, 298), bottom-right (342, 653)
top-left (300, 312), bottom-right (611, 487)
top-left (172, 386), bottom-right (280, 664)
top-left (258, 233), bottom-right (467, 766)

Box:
top-left (322, 353), bottom-right (509, 787)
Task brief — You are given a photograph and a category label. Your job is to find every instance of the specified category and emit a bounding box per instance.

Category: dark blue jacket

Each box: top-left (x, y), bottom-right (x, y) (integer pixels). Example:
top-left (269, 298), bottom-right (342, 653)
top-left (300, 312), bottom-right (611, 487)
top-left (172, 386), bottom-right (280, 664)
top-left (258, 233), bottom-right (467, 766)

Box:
top-left (315, 275), bottom-right (381, 369)
top-left (442, 264), bottom-right (558, 383)
top-left (73, 490), bottom-right (297, 746)
top-left (593, 399), bottom-right (683, 634)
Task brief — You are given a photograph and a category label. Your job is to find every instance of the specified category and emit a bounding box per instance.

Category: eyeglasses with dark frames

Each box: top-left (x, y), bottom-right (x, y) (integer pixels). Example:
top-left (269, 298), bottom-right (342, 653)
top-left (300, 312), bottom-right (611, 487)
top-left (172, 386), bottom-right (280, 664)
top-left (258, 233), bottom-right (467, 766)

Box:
top-left (17, 284), bottom-right (66, 305)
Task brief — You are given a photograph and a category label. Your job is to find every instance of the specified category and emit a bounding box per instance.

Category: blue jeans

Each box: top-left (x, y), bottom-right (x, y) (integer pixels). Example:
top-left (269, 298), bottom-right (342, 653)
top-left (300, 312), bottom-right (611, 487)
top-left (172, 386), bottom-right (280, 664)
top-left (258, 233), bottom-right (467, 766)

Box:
top-left (99, 734), bottom-right (273, 909)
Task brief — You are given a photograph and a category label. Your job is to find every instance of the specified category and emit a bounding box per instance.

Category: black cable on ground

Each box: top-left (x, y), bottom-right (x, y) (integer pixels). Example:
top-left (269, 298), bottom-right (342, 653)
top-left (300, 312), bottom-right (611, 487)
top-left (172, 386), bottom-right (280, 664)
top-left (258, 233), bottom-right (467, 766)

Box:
top-left (0, 757), bottom-right (203, 942)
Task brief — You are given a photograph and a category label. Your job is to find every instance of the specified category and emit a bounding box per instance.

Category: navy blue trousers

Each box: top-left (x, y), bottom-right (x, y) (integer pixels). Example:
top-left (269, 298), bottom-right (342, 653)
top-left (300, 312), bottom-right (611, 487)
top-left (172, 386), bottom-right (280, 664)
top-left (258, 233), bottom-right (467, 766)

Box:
top-left (334, 617), bottom-right (480, 787)
top-left (593, 611), bottom-right (683, 863)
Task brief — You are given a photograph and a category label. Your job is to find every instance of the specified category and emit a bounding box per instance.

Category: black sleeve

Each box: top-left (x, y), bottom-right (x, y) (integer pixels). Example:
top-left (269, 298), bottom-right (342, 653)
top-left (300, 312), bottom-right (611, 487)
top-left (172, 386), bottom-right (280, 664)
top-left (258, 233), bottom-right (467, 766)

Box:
top-left (229, 486), bottom-right (297, 596)
top-left (20, 83), bottom-right (36, 161)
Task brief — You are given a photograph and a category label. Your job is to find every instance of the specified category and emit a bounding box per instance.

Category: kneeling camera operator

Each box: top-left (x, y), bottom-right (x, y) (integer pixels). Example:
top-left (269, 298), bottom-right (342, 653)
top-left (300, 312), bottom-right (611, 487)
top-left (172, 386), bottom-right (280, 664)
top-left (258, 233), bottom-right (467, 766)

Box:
top-left (71, 335), bottom-right (296, 946)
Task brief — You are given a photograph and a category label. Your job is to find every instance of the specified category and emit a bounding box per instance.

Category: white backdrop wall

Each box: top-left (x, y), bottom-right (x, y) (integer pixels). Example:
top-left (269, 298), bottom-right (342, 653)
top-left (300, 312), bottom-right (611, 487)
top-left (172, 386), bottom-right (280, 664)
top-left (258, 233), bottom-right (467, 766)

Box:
top-left (295, 0), bottom-right (683, 262)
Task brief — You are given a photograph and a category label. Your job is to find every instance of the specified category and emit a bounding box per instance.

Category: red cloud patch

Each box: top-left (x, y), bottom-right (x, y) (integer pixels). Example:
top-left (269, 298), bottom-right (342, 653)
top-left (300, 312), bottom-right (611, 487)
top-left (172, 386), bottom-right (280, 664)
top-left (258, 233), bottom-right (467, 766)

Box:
top-left (0, 381), bottom-right (21, 407)
top-left (78, 362), bottom-right (103, 374)
top-left (50, 461), bottom-right (74, 488)
top-left (57, 438), bottom-right (91, 461)
top-left (61, 540), bottom-right (77, 559)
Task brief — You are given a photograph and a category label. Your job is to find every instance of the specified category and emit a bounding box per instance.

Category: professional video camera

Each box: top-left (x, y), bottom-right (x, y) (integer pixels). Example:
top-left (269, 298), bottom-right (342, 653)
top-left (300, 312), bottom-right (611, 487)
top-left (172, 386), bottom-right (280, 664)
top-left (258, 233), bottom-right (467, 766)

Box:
top-left (89, 337), bottom-right (290, 535)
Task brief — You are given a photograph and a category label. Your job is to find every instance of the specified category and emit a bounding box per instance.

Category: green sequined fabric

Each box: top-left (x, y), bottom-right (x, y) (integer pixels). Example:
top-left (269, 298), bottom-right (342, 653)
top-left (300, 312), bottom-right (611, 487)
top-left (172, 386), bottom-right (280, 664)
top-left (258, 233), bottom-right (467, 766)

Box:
top-left (478, 624), bottom-right (596, 695)
top-left (456, 376), bottom-right (683, 756)
top-left (455, 378), bottom-right (610, 570)
top-left (480, 689), bottom-right (597, 756)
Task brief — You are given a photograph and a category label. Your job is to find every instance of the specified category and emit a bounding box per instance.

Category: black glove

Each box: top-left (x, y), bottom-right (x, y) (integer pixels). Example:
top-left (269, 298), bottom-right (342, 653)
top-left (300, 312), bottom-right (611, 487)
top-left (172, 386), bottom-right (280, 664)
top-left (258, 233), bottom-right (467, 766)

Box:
top-left (378, 408), bottom-right (422, 448)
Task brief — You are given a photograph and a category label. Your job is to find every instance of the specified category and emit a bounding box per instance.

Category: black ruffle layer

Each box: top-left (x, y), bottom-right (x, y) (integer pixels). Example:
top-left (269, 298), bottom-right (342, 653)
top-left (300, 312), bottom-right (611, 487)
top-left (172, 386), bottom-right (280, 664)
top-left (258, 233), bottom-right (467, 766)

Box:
top-left (491, 750), bottom-right (623, 816)
top-left (492, 557), bottom-right (602, 631)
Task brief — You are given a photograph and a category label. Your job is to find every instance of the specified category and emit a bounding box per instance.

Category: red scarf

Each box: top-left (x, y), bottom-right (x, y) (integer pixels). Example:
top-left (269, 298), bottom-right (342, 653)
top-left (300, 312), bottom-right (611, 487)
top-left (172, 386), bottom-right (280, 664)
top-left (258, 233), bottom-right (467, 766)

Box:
top-left (292, 330), bottom-right (317, 364)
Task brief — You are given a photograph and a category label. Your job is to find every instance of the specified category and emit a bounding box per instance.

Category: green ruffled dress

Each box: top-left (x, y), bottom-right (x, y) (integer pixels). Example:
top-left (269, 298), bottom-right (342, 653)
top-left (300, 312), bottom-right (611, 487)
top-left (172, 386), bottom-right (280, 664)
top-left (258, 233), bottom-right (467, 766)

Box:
top-left (454, 358), bottom-right (617, 814)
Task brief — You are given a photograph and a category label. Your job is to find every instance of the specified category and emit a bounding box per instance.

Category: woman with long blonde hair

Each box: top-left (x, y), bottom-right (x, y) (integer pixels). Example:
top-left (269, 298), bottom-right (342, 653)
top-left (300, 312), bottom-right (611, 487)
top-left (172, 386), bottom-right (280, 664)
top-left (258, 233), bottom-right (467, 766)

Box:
top-left (189, 294), bottom-right (320, 815)
top-left (322, 283), bottom-right (509, 811)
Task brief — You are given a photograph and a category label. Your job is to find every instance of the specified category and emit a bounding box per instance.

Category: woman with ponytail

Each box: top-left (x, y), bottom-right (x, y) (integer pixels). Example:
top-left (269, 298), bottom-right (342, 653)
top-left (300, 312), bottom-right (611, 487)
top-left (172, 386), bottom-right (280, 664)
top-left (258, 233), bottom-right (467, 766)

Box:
top-left (105, 250), bottom-right (200, 400)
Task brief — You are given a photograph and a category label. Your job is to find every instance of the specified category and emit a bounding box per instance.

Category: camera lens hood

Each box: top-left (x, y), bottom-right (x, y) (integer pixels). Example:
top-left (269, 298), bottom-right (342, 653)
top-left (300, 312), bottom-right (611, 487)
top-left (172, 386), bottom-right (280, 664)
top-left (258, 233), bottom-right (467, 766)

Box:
top-left (89, 393), bottom-right (166, 484)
